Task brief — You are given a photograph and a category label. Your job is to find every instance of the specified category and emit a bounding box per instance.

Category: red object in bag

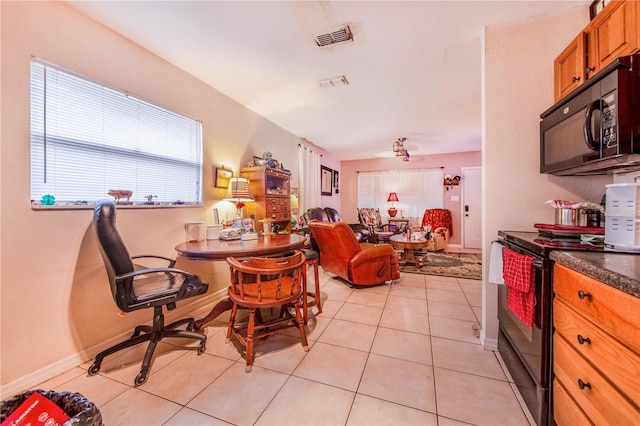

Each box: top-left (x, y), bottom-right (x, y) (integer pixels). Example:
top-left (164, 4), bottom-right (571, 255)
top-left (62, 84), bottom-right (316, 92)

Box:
top-left (1, 392), bottom-right (70, 426)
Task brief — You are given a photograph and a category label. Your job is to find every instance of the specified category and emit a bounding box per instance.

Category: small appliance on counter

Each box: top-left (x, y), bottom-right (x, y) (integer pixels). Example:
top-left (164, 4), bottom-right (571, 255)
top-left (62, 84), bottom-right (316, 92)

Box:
top-left (605, 179), bottom-right (640, 250)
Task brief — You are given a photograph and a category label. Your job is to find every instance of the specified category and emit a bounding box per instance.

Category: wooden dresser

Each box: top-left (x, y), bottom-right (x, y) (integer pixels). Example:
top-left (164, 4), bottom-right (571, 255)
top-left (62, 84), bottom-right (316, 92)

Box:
top-left (552, 264), bottom-right (640, 425)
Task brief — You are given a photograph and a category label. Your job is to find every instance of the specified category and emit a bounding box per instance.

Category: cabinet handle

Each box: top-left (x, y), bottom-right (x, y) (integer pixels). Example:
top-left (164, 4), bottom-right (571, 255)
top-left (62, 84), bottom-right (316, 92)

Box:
top-left (571, 76), bottom-right (581, 83)
top-left (586, 66), bottom-right (596, 74)
top-left (577, 290), bottom-right (592, 300)
top-left (578, 379), bottom-right (591, 390)
top-left (577, 335), bottom-right (591, 345)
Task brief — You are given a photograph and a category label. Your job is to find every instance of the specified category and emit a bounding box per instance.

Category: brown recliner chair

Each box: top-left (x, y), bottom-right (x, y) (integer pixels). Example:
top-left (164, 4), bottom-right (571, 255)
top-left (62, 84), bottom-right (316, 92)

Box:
top-left (308, 221), bottom-right (400, 286)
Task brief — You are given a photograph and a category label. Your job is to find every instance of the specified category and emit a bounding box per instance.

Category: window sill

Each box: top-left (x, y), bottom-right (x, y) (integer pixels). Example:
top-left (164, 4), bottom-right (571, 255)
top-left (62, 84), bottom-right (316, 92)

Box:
top-left (31, 202), bottom-right (202, 211)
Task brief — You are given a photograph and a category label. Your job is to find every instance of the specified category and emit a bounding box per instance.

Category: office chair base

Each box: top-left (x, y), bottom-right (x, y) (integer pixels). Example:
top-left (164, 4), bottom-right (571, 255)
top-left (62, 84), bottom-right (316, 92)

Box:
top-left (87, 307), bottom-right (206, 386)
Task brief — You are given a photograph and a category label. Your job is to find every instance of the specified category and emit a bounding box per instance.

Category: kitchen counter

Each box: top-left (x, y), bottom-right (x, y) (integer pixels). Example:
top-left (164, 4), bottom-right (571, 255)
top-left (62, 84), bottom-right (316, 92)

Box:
top-left (550, 251), bottom-right (640, 299)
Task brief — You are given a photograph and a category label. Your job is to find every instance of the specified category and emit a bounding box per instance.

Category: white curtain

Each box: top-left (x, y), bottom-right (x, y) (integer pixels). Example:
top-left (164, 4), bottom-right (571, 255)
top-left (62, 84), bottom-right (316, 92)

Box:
top-left (357, 168), bottom-right (443, 220)
top-left (297, 144), bottom-right (321, 212)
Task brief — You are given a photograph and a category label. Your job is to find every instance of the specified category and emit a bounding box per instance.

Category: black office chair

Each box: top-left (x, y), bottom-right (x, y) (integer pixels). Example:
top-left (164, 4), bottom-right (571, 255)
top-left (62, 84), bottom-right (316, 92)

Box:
top-left (88, 200), bottom-right (209, 386)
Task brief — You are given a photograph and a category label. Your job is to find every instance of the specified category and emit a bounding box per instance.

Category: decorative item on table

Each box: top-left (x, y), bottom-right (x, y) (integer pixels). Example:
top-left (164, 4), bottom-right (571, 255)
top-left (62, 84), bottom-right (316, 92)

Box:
top-left (185, 221), bottom-right (205, 242)
top-left (144, 195), bottom-right (157, 205)
top-left (386, 192), bottom-right (399, 217)
top-left (260, 219), bottom-right (279, 235)
top-left (223, 177), bottom-right (255, 218)
top-left (108, 189), bottom-right (133, 204)
top-left (219, 227), bottom-right (243, 240)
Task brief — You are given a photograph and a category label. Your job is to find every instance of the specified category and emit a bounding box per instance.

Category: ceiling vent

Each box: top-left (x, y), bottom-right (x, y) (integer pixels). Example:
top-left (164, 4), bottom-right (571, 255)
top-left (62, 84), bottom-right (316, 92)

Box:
top-left (318, 76), bottom-right (349, 88)
top-left (314, 26), bottom-right (353, 47)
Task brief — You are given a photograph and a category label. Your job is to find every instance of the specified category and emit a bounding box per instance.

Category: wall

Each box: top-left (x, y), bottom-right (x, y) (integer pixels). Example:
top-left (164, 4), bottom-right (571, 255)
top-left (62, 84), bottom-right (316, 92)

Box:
top-left (482, 5), bottom-right (611, 348)
top-left (340, 152), bottom-right (481, 246)
top-left (0, 1), bottom-right (339, 395)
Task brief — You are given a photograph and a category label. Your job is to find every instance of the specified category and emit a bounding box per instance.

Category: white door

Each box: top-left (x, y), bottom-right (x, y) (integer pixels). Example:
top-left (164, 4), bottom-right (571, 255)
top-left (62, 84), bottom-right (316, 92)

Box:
top-left (462, 167), bottom-right (482, 249)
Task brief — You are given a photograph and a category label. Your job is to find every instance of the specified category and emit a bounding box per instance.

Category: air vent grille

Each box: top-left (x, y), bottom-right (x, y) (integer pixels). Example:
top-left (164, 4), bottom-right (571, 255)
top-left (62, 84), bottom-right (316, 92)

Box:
top-left (314, 26), bottom-right (353, 47)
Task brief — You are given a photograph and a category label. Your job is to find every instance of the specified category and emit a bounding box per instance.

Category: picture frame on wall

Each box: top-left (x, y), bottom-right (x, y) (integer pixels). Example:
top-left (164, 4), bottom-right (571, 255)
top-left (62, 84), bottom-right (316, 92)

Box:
top-left (589, 0), bottom-right (607, 19)
top-left (214, 166), bottom-right (233, 188)
top-left (321, 165), bottom-right (333, 196)
top-left (333, 170), bottom-right (339, 194)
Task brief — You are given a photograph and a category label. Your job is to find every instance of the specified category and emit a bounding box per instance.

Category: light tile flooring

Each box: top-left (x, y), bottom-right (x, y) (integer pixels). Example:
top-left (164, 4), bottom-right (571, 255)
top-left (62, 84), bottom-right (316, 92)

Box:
top-left (34, 266), bottom-right (535, 425)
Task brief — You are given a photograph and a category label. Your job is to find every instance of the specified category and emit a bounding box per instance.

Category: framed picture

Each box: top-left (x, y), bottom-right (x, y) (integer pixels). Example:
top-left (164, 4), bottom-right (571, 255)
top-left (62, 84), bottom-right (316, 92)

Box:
top-left (589, 0), bottom-right (607, 20)
top-left (321, 165), bottom-right (333, 196)
top-left (333, 170), bottom-right (339, 194)
top-left (214, 166), bottom-right (233, 188)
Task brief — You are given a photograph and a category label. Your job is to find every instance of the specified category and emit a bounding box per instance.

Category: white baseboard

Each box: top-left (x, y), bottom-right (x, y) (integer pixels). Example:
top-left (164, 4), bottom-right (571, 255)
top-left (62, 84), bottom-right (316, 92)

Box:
top-left (480, 332), bottom-right (498, 351)
top-left (0, 290), bottom-right (227, 400)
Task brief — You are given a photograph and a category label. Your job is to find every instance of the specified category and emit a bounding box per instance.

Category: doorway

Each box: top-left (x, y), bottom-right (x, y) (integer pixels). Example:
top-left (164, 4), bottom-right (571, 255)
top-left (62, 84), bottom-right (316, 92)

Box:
top-left (462, 167), bottom-right (482, 250)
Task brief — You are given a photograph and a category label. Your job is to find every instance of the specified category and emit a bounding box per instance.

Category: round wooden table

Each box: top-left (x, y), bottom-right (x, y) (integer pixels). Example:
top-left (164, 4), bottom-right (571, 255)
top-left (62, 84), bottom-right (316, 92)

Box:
top-left (175, 233), bottom-right (305, 260)
top-left (175, 233), bottom-right (306, 328)
top-left (389, 234), bottom-right (431, 266)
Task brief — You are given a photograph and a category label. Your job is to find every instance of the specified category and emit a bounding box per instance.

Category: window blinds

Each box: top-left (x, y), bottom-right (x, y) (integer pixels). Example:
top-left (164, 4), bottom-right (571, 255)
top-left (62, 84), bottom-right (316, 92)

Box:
top-left (30, 58), bottom-right (202, 205)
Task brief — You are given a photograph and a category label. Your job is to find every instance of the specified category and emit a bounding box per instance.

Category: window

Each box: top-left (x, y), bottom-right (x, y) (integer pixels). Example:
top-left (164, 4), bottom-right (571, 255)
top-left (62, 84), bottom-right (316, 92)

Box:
top-left (357, 169), bottom-right (443, 218)
top-left (30, 58), bottom-right (202, 207)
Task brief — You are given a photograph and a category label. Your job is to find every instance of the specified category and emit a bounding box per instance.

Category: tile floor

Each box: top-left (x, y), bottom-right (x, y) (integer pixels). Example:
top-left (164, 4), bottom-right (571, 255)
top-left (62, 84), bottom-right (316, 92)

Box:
top-left (34, 265), bottom-right (535, 425)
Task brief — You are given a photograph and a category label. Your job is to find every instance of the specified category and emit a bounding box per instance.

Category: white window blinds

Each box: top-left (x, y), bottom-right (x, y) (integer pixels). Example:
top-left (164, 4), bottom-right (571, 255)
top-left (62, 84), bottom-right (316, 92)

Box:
top-left (30, 58), bottom-right (203, 206)
top-left (357, 169), bottom-right (443, 218)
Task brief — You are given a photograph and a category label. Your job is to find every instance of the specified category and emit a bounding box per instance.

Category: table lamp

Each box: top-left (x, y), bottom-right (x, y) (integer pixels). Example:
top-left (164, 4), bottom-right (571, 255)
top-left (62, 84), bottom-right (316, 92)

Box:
top-left (387, 192), bottom-right (399, 217)
top-left (223, 177), bottom-right (255, 218)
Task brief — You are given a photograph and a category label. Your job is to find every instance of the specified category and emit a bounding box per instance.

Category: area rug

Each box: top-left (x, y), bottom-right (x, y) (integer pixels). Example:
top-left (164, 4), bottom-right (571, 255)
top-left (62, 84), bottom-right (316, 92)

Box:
top-left (399, 252), bottom-right (482, 280)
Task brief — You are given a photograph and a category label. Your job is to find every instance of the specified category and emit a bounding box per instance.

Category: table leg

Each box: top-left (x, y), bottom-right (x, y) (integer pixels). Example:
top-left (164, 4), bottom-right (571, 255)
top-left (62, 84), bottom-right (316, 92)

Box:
top-left (194, 299), bottom-right (233, 330)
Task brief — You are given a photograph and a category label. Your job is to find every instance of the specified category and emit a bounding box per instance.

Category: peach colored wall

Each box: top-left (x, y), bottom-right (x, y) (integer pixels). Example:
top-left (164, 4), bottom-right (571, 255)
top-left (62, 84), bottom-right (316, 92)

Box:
top-left (482, 6), bottom-right (612, 347)
top-left (0, 1), bottom-right (339, 394)
top-left (340, 152), bottom-right (481, 245)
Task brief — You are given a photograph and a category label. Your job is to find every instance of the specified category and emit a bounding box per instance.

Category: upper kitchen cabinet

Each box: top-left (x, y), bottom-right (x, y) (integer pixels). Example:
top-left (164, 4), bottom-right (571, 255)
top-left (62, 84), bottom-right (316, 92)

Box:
top-left (587, 0), bottom-right (640, 76)
top-left (553, 0), bottom-right (639, 101)
top-left (554, 33), bottom-right (587, 101)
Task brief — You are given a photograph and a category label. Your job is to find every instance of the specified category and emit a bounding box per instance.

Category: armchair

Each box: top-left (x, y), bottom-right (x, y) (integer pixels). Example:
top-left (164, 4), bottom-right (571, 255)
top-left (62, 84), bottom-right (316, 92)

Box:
top-left (356, 207), bottom-right (394, 243)
top-left (421, 208), bottom-right (452, 251)
top-left (301, 207), bottom-right (370, 247)
top-left (308, 221), bottom-right (400, 286)
top-left (89, 200), bottom-right (209, 386)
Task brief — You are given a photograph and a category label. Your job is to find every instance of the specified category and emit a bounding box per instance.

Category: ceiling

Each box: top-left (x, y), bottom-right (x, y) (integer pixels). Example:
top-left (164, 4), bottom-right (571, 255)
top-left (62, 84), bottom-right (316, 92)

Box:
top-left (67, 1), bottom-right (588, 161)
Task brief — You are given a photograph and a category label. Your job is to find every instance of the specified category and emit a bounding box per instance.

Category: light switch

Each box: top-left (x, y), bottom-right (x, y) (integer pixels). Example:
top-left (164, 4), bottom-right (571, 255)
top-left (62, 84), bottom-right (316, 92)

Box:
top-left (451, 195), bottom-right (460, 201)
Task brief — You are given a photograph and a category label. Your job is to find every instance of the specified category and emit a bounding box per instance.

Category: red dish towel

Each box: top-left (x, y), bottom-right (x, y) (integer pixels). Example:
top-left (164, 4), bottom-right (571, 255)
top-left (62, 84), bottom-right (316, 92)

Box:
top-left (502, 248), bottom-right (535, 328)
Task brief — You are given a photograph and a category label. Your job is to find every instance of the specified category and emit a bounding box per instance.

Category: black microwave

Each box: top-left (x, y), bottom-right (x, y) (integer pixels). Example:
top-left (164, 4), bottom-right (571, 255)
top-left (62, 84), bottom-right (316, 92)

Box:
top-left (540, 53), bottom-right (640, 175)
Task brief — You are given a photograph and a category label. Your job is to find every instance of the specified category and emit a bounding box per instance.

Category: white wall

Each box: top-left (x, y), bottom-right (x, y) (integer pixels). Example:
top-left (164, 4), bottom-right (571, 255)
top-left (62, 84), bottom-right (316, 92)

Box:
top-left (482, 6), bottom-right (611, 348)
top-left (0, 1), bottom-right (339, 395)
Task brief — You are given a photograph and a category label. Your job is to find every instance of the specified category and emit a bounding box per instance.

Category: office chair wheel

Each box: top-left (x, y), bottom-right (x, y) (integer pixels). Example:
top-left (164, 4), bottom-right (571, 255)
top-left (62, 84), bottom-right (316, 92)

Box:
top-left (134, 371), bottom-right (148, 386)
top-left (197, 341), bottom-right (206, 355)
top-left (87, 362), bottom-right (101, 376)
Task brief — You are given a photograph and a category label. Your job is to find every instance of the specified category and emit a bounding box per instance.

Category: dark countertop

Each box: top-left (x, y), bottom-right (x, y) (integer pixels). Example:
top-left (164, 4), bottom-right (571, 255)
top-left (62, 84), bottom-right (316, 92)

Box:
top-left (550, 251), bottom-right (640, 299)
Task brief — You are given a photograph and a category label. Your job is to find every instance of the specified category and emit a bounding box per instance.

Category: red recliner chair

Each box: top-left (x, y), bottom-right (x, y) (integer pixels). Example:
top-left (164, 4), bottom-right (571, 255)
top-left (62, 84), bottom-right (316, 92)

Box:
top-left (308, 221), bottom-right (400, 286)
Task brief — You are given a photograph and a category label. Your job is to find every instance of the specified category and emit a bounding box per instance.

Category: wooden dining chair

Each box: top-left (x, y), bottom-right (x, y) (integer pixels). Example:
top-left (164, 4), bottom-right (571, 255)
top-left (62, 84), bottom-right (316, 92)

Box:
top-left (225, 250), bottom-right (309, 372)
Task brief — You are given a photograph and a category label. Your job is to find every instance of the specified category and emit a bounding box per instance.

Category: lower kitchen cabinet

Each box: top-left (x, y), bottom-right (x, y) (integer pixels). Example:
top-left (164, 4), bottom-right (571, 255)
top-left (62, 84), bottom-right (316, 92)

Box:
top-left (552, 264), bottom-right (640, 425)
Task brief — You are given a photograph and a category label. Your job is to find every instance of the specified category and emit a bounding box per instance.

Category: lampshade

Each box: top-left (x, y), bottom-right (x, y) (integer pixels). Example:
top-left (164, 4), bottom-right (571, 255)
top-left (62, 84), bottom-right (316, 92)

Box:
top-left (387, 192), bottom-right (399, 203)
top-left (223, 177), bottom-right (255, 202)
top-left (290, 193), bottom-right (299, 209)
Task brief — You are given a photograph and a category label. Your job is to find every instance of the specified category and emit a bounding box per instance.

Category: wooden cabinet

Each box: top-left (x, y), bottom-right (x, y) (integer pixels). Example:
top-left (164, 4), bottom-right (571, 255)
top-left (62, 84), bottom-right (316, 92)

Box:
top-left (553, 0), bottom-right (639, 101)
top-left (240, 166), bottom-right (291, 231)
top-left (552, 264), bottom-right (640, 425)
top-left (586, 0), bottom-right (640, 77)
top-left (554, 33), bottom-right (587, 101)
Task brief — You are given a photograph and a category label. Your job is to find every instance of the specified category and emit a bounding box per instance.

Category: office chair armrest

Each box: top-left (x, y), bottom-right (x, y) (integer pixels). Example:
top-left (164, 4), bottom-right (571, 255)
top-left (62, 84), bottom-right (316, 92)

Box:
top-left (117, 267), bottom-right (197, 297)
top-left (132, 254), bottom-right (176, 267)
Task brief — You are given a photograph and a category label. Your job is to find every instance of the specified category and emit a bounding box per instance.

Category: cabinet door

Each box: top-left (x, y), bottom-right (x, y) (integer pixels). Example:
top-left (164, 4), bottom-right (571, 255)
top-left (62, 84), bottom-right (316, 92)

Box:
top-left (587, 0), bottom-right (640, 76)
top-left (554, 32), bottom-right (587, 101)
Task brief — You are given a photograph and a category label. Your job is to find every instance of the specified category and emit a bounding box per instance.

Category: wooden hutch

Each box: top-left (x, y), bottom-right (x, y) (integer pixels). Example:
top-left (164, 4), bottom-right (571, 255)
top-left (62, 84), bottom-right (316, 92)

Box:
top-left (240, 166), bottom-right (291, 232)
